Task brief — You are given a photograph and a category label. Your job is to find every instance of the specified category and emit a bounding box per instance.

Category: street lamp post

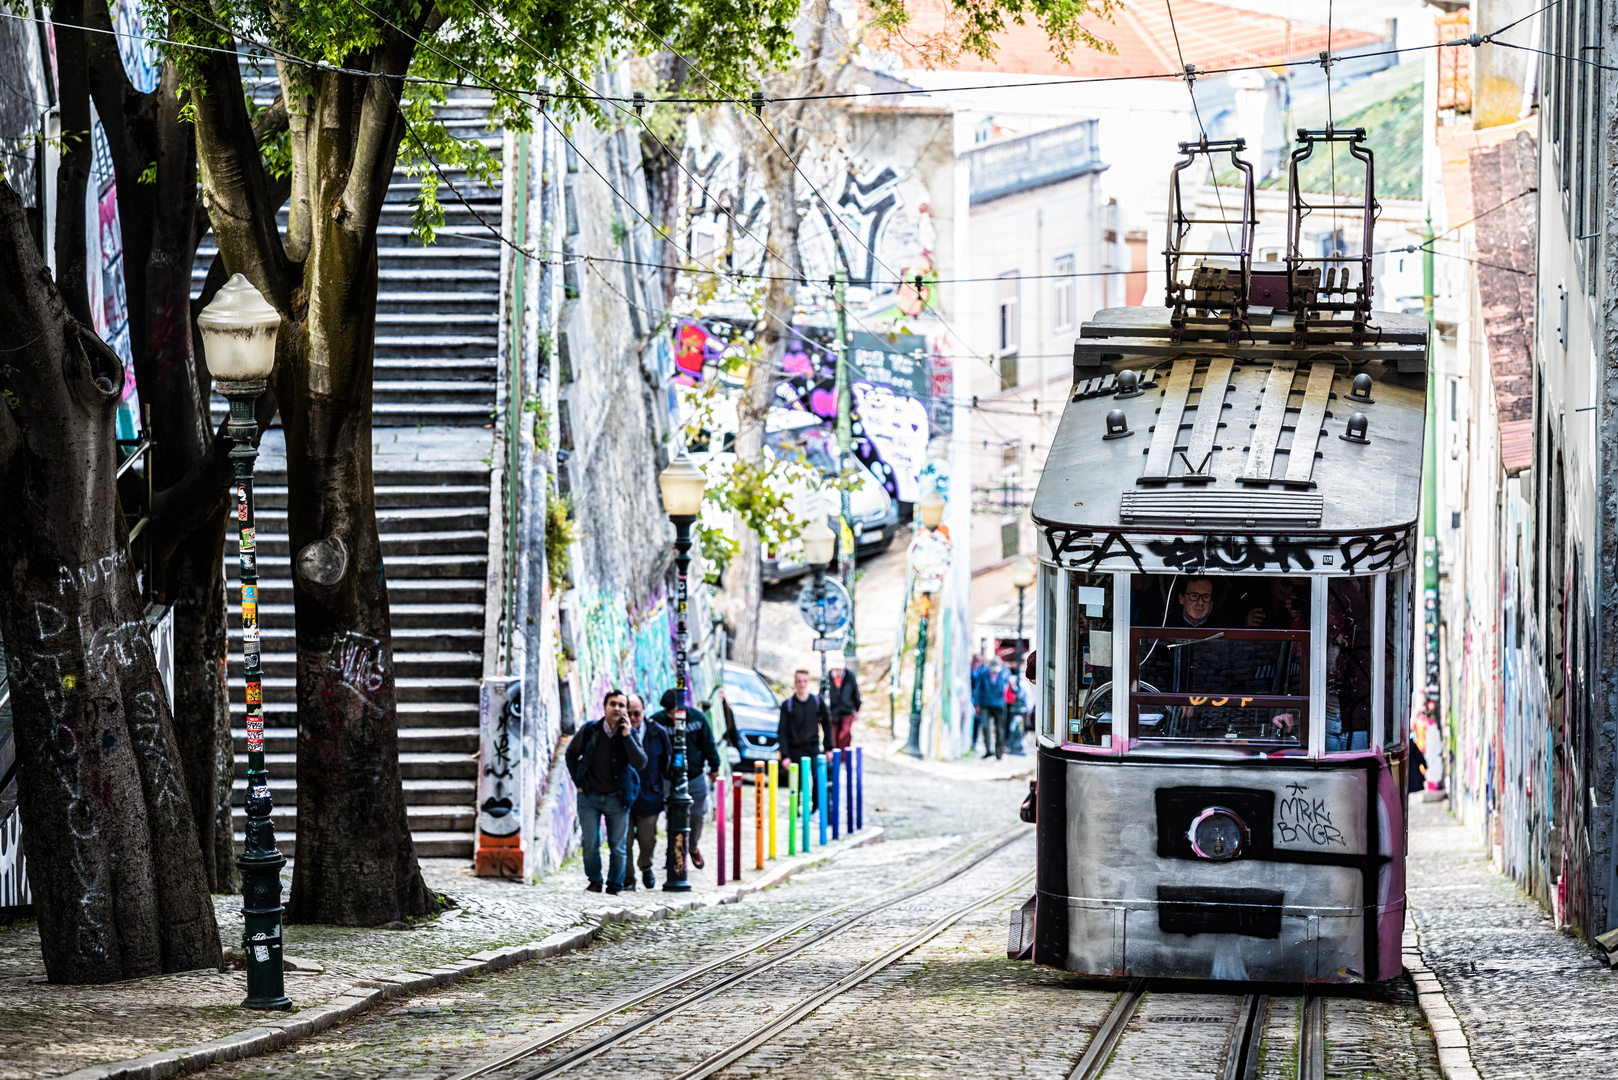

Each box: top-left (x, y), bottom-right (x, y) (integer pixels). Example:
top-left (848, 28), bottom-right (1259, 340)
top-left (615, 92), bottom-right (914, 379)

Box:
top-left (903, 490), bottom-right (946, 758)
top-left (199, 274), bottom-right (288, 1011)
top-left (1010, 560), bottom-right (1036, 753)
top-left (659, 453), bottom-right (707, 892)
top-left (801, 517), bottom-right (837, 700)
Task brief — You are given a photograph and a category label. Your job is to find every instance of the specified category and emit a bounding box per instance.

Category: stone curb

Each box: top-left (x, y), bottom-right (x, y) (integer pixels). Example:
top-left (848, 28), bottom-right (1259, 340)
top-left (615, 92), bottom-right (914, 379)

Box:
top-left (53, 825), bottom-right (885, 1080)
top-left (1404, 928), bottom-right (1482, 1080)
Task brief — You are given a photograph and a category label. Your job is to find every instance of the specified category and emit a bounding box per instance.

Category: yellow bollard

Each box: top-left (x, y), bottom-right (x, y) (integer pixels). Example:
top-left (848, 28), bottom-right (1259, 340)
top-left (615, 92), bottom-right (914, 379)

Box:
top-left (767, 760), bottom-right (778, 859)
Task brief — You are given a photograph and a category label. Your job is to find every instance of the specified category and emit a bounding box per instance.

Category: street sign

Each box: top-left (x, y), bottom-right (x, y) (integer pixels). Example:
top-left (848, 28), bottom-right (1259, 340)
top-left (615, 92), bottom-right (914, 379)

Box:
top-left (812, 637), bottom-right (843, 651)
top-left (908, 530), bottom-right (952, 583)
top-left (797, 577), bottom-right (853, 635)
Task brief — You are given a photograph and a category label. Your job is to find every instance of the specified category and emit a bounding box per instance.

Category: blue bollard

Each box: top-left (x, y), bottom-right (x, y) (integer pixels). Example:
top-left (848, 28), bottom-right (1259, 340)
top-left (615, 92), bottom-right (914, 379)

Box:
top-left (829, 748), bottom-right (841, 839)
top-left (844, 746), bottom-right (854, 831)
top-left (855, 747), bottom-right (864, 831)
top-left (801, 756), bottom-right (811, 851)
top-left (816, 754), bottom-right (828, 847)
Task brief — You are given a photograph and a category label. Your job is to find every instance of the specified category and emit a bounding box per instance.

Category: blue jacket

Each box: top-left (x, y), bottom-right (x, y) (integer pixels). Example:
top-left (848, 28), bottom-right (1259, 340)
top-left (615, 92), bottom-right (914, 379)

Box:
top-left (978, 666), bottom-right (1012, 708)
top-left (630, 720), bottom-right (673, 816)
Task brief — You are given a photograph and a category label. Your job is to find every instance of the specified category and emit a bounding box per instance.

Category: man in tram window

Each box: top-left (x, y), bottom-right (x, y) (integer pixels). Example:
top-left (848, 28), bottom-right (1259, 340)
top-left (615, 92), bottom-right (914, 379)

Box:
top-left (1140, 577), bottom-right (1249, 737)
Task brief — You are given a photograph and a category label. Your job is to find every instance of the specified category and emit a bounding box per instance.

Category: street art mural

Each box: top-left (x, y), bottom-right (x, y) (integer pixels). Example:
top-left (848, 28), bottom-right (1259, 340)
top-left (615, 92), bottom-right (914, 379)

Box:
top-left (85, 104), bottom-right (139, 443)
top-left (475, 676), bottom-right (527, 878)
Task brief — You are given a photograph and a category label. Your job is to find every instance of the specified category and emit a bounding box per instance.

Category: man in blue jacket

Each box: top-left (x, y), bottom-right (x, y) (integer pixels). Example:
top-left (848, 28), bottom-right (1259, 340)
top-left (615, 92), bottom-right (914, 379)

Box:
top-left (979, 656), bottom-right (1012, 760)
top-left (565, 688), bottom-right (647, 894)
top-left (625, 692), bottom-right (672, 890)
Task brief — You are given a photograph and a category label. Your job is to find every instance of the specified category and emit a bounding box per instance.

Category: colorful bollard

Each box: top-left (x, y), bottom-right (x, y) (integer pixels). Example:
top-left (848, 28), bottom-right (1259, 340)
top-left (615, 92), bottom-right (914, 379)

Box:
top-left (768, 761), bottom-right (779, 859)
top-left (787, 762), bottom-right (798, 856)
top-left (855, 747), bottom-right (864, 831)
top-left (754, 762), bottom-right (765, 870)
top-left (801, 757), bottom-right (811, 851)
top-left (716, 774), bottom-right (727, 886)
top-left (845, 747), bottom-right (855, 832)
top-left (816, 754), bottom-right (828, 847)
top-left (829, 748), bottom-right (841, 840)
top-left (732, 775), bottom-right (743, 880)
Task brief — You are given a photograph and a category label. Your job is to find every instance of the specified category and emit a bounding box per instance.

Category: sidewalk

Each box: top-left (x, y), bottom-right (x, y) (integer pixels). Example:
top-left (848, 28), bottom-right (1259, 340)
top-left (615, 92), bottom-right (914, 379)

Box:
top-left (1405, 795), bottom-right (1618, 1078)
top-left (0, 815), bottom-right (882, 1080)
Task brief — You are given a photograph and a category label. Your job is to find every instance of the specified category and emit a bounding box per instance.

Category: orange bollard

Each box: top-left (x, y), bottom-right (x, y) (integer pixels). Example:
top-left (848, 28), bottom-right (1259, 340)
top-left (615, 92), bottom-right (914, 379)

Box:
top-left (754, 761), bottom-right (765, 869)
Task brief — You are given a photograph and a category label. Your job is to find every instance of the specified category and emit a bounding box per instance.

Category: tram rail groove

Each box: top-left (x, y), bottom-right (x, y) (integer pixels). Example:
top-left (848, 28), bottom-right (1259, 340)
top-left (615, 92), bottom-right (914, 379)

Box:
top-left (1065, 983), bottom-right (1145, 1080)
top-left (448, 825), bottom-right (1032, 1080)
top-left (1299, 993), bottom-right (1326, 1080)
top-left (1224, 993), bottom-right (1268, 1080)
top-left (670, 868), bottom-right (1038, 1080)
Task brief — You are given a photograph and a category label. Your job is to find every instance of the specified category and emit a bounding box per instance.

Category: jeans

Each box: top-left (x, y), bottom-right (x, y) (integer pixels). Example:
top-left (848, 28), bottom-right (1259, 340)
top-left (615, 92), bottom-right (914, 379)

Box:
top-left (1007, 710), bottom-right (1027, 754)
top-left (578, 790), bottom-right (630, 887)
top-left (982, 705), bottom-right (1009, 758)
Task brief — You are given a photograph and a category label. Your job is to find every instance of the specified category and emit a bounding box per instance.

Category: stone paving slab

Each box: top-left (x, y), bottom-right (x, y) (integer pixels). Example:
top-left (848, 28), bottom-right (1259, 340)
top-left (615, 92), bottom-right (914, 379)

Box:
top-left (0, 824), bottom-right (883, 1080)
top-left (1406, 794), bottom-right (1618, 1079)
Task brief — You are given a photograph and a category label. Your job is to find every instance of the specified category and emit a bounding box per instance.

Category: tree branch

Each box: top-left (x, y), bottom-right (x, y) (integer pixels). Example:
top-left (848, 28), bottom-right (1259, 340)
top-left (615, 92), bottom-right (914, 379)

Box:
top-left (191, 31), bottom-right (295, 311)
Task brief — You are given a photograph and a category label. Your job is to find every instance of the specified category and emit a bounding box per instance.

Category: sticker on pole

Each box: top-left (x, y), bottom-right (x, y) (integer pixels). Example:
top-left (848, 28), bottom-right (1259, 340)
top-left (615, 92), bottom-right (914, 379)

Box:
top-left (797, 578), bottom-right (852, 635)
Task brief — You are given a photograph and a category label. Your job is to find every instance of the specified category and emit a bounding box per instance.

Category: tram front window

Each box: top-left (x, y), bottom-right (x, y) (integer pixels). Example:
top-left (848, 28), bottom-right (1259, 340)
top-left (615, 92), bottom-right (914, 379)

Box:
top-left (1130, 574), bottom-right (1309, 745)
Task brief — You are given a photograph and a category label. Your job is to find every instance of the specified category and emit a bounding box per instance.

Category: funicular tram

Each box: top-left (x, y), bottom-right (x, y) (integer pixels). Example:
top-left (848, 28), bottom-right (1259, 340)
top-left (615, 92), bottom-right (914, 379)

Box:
top-left (1011, 131), bottom-right (1428, 984)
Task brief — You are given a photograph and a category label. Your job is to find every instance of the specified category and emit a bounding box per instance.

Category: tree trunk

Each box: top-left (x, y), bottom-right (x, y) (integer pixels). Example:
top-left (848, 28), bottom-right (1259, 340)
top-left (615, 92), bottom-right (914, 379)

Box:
top-left (0, 179), bottom-right (222, 981)
top-left (726, 145), bottom-right (801, 666)
top-left (74, 0), bottom-right (242, 892)
top-left (191, 46), bottom-right (437, 924)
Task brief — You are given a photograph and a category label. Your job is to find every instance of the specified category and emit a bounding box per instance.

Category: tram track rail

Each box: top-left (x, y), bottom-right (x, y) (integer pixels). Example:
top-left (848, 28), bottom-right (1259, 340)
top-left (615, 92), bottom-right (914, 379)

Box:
top-left (1066, 985), bottom-right (1326, 1080)
top-left (448, 824), bottom-right (1033, 1080)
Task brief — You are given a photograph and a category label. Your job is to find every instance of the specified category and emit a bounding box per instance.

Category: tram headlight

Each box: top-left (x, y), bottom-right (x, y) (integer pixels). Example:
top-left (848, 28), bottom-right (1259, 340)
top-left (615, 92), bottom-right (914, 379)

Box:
top-left (1187, 806), bottom-right (1249, 861)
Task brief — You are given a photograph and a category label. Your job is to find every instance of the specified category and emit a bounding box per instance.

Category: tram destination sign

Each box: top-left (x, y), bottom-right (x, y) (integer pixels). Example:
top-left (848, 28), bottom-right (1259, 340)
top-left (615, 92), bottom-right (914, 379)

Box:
top-left (1039, 526), bottom-right (1416, 576)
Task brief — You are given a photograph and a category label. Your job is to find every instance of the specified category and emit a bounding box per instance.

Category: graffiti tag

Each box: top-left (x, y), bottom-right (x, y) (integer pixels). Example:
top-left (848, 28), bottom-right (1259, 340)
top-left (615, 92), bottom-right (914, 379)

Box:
top-left (1275, 783), bottom-right (1346, 847)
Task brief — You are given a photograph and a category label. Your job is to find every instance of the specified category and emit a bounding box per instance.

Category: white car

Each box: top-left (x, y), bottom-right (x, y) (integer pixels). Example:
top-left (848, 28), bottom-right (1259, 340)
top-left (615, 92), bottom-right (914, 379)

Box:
top-left (688, 406), bottom-right (900, 585)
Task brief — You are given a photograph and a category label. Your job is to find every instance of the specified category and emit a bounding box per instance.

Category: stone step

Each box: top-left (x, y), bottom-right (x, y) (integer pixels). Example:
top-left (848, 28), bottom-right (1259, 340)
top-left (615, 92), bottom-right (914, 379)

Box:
top-left (247, 468), bottom-right (494, 487)
top-left (235, 751), bottom-right (476, 780)
top-left (229, 651), bottom-right (482, 681)
top-left (241, 505), bottom-right (488, 534)
top-left (231, 699), bottom-right (479, 728)
top-left (232, 803), bottom-right (475, 834)
top-left (232, 777), bottom-right (477, 807)
top-left (230, 828), bottom-right (474, 859)
top-left (374, 357), bottom-right (499, 381)
top-left (227, 530), bottom-right (488, 558)
top-left (220, 604), bottom-right (485, 633)
top-left (231, 552), bottom-right (489, 579)
top-left (374, 291), bottom-right (499, 315)
top-left (226, 577), bottom-right (488, 605)
top-left (239, 675), bottom-right (479, 703)
top-left (244, 483), bottom-right (490, 510)
top-left (233, 726), bottom-right (478, 755)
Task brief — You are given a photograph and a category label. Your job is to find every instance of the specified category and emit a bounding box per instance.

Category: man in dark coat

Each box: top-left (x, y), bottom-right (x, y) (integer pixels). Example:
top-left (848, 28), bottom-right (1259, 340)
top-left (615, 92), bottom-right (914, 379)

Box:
top-left (564, 688), bottom-right (646, 894)
top-left (625, 692), bottom-right (672, 890)
top-left (824, 656), bottom-right (861, 750)
top-left (651, 689), bottom-right (721, 869)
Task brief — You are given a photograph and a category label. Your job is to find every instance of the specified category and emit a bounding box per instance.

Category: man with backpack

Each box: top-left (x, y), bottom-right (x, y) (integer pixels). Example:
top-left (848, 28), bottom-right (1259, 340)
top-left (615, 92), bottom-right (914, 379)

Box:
top-left (565, 688), bottom-right (647, 894)
top-left (650, 689), bottom-right (721, 870)
top-left (778, 669), bottom-right (828, 807)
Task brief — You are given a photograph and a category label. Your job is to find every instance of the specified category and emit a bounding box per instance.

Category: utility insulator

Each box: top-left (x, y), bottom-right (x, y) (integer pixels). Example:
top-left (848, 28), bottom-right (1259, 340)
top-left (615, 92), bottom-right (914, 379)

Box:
top-left (632, 90), bottom-right (646, 116)
top-left (751, 90), bottom-right (765, 116)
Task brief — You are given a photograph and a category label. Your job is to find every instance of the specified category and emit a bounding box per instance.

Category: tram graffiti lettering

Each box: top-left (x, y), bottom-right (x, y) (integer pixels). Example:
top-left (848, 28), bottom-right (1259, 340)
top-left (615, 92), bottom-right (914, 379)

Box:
top-left (1065, 531), bottom-right (1144, 572)
top-left (1144, 535), bottom-right (1316, 572)
top-left (1338, 532), bottom-right (1409, 573)
top-left (1276, 783), bottom-right (1346, 847)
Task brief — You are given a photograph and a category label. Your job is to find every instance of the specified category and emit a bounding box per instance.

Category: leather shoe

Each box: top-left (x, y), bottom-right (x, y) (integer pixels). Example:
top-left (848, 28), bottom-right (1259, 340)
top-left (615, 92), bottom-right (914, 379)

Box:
top-left (643, 870), bottom-right (656, 888)
top-left (691, 848), bottom-right (705, 869)
top-left (606, 883), bottom-right (622, 895)
top-left (586, 882), bottom-right (603, 893)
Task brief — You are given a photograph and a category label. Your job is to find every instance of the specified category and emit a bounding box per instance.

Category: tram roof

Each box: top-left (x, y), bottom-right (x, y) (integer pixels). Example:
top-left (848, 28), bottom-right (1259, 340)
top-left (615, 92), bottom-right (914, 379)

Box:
top-left (1032, 308), bottom-right (1429, 539)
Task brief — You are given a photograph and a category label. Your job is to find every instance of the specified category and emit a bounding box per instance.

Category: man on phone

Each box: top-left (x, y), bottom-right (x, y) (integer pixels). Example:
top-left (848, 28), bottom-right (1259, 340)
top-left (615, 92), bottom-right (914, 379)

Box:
top-left (565, 688), bottom-right (647, 894)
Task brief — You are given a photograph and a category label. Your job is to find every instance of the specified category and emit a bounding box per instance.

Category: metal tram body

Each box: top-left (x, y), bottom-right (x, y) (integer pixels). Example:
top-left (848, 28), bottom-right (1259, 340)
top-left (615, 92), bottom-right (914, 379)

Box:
top-left (1013, 132), bottom-right (1428, 984)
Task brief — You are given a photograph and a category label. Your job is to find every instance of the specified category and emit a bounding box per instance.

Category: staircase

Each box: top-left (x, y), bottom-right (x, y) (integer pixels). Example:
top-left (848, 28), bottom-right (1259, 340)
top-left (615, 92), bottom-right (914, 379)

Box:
top-left (203, 79), bottom-right (504, 860)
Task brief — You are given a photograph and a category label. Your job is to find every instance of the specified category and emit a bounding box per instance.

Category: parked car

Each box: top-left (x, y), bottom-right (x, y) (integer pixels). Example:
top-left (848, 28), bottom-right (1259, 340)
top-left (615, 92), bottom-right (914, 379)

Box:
top-left (721, 660), bottom-right (780, 765)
